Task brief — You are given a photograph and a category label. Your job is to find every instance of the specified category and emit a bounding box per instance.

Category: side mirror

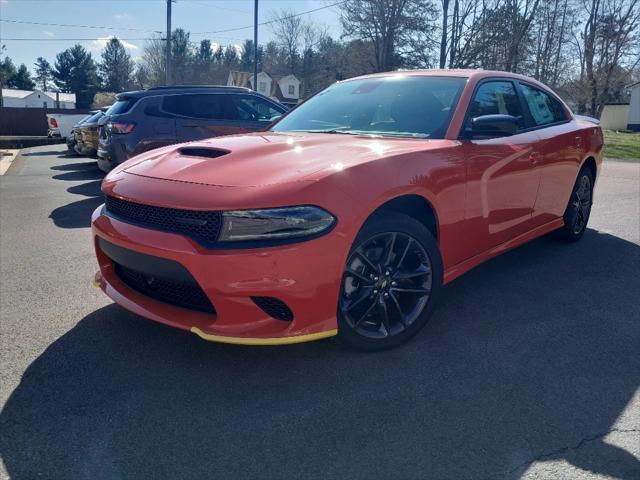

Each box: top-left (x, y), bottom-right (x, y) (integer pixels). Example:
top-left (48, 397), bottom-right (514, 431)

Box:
top-left (470, 114), bottom-right (518, 138)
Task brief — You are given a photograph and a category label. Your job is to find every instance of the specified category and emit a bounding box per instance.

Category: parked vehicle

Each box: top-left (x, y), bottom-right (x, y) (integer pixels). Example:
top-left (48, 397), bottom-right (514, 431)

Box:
top-left (46, 113), bottom-right (89, 139)
top-left (92, 70), bottom-right (603, 350)
top-left (96, 85), bottom-right (287, 172)
top-left (74, 111), bottom-right (105, 157)
top-left (66, 112), bottom-right (97, 152)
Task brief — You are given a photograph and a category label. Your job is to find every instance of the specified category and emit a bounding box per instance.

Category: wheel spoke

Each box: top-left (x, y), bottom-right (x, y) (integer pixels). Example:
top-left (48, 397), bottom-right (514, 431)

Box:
top-left (395, 238), bottom-right (413, 271)
top-left (343, 286), bottom-right (374, 312)
top-left (384, 233), bottom-right (396, 267)
top-left (388, 291), bottom-right (406, 326)
top-left (391, 287), bottom-right (431, 295)
top-left (344, 268), bottom-right (372, 284)
top-left (393, 264), bottom-right (431, 280)
top-left (354, 249), bottom-right (380, 274)
top-left (354, 299), bottom-right (378, 329)
top-left (379, 300), bottom-right (390, 337)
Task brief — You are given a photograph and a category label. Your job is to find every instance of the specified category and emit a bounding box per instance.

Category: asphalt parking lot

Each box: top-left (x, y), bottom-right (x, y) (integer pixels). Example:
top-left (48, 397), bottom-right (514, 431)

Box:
top-left (0, 144), bottom-right (639, 480)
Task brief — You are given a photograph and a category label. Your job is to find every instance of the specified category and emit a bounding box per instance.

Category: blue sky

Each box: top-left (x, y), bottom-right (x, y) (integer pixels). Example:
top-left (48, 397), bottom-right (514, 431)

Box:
top-left (0, 0), bottom-right (342, 72)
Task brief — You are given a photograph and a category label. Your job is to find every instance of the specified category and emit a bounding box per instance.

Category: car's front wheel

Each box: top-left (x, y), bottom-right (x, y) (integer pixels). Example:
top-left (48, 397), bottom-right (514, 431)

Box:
top-left (556, 167), bottom-right (594, 241)
top-left (337, 212), bottom-right (443, 351)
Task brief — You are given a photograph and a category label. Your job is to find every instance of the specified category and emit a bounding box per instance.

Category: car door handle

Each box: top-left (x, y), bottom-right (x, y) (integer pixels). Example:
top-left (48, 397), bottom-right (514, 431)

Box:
top-left (575, 136), bottom-right (583, 148)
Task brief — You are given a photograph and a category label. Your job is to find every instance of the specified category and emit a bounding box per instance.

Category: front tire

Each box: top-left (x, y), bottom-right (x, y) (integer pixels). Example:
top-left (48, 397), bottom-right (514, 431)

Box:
top-left (556, 167), bottom-right (594, 242)
top-left (337, 212), bottom-right (443, 351)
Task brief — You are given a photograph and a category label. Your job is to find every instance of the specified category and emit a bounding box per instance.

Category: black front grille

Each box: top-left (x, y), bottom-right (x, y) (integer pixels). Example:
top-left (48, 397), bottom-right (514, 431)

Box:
top-left (114, 263), bottom-right (216, 314)
top-left (105, 195), bottom-right (222, 245)
top-left (251, 296), bottom-right (294, 321)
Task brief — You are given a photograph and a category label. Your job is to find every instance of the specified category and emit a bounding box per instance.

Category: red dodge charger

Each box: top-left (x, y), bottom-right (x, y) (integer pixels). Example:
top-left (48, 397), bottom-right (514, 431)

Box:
top-left (92, 70), bottom-right (603, 350)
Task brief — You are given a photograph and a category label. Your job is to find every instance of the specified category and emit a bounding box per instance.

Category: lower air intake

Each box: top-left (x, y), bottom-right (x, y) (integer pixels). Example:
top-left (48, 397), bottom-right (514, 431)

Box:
top-left (251, 296), bottom-right (294, 322)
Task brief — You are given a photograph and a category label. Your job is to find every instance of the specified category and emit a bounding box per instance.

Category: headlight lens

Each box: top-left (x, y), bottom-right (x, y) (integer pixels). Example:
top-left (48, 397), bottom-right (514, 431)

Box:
top-left (218, 206), bottom-right (335, 242)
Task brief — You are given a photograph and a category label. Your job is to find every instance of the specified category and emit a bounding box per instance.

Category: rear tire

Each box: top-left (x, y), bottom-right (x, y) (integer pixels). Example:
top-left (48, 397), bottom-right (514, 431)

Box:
top-left (337, 212), bottom-right (443, 351)
top-left (555, 167), bottom-right (594, 242)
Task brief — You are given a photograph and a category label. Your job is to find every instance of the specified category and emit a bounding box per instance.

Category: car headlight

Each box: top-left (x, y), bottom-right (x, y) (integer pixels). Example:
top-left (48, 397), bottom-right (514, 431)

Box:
top-left (218, 206), bottom-right (336, 242)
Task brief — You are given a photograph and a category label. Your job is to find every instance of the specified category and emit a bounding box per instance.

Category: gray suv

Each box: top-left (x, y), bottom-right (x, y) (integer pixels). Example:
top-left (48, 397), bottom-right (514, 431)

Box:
top-left (97, 85), bottom-right (287, 172)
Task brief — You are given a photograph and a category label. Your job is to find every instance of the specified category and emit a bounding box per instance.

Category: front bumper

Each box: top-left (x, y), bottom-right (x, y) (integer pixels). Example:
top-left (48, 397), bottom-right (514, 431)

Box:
top-left (91, 205), bottom-right (346, 345)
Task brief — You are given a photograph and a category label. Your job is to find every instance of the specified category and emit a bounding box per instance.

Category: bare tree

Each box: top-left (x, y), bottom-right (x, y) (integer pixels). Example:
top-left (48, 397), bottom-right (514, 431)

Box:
top-left (269, 9), bottom-right (306, 73)
top-left (339, 0), bottom-right (437, 71)
top-left (577, 0), bottom-right (640, 115)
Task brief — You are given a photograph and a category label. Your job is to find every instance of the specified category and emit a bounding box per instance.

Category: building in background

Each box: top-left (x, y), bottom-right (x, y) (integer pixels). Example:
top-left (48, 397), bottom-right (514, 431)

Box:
top-left (627, 82), bottom-right (640, 131)
top-left (1, 89), bottom-right (76, 109)
top-left (227, 71), bottom-right (302, 108)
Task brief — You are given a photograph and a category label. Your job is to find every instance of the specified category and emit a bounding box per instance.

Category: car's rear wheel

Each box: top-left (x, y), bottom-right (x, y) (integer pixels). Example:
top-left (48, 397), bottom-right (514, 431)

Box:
top-left (337, 212), bottom-right (442, 351)
top-left (556, 167), bottom-right (594, 242)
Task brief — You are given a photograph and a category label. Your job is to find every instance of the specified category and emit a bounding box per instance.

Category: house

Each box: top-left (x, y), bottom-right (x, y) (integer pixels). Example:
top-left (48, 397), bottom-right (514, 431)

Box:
top-left (227, 71), bottom-right (302, 108)
top-left (1, 89), bottom-right (76, 109)
top-left (627, 81), bottom-right (640, 131)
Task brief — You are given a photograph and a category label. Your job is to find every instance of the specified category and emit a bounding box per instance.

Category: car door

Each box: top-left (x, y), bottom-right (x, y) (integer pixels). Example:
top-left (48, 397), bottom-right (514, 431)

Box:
top-left (516, 82), bottom-right (580, 226)
top-left (461, 79), bottom-right (542, 253)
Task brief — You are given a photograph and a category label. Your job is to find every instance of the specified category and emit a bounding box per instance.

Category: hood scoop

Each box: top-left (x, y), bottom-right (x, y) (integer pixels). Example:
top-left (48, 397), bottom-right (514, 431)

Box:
top-left (178, 147), bottom-right (229, 159)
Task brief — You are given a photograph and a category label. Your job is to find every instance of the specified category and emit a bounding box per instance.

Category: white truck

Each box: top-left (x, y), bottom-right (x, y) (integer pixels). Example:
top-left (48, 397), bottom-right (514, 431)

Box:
top-left (46, 113), bottom-right (89, 139)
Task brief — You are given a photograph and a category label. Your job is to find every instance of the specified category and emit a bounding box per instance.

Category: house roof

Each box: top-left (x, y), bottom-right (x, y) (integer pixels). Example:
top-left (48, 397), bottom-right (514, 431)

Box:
top-left (1, 88), bottom-right (76, 103)
top-left (2, 89), bottom-right (35, 99)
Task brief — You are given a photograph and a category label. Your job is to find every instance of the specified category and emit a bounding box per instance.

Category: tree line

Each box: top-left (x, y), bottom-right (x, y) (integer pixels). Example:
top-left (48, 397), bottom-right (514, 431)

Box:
top-left (1, 0), bottom-right (638, 116)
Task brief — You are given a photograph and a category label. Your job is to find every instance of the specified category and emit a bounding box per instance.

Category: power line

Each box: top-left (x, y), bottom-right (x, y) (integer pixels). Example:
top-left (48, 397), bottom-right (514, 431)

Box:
top-left (2, 38), bottom-right (152, 41)
top-left (192, 0), bottom-right (347, 35)
top-left (0, 19), bottom-right (162, 33)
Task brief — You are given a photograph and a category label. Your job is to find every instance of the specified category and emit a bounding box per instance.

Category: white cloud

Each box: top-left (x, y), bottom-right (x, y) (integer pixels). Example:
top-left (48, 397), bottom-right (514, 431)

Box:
top-left (88, 35), bottom-right (139, 54)
top-left (113, 13), bottom-right (134, 21)
top-left (42, 31), bottom-right (55, 37)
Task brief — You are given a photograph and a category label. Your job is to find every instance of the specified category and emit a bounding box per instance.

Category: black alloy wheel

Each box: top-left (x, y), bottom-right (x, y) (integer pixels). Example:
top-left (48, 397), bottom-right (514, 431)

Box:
top-left (557, 167), bottom-right (594, 241)
top-left (337, 212), bottom-right (442, 351)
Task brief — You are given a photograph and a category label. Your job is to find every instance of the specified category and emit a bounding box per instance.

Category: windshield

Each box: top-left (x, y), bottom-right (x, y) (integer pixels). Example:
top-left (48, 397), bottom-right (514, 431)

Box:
top-left (272, 75), bottom-right (466, 139)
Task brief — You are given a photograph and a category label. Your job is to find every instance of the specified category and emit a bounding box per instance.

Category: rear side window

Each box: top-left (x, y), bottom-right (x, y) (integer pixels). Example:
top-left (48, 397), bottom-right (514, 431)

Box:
top-left (519, 83), bottom-right (566, 126)
top-left (232, 95), bottom-right (283, 121)
top-left (162, 94), bottom-right (239, 120)
top-left (468, 81), bottom-right (523, 119)
top-left (106, 98), bottom-right (136, 115)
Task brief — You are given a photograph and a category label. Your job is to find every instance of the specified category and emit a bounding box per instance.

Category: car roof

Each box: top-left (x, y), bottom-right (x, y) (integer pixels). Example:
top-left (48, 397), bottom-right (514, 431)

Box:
top-left (348, 69), bottom-right (548, 84)
top-left (116, 85), bottom-right (253, 100)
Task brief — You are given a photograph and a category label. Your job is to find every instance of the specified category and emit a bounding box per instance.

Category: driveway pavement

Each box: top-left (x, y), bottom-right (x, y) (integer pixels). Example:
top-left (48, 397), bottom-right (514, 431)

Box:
top-left (1, 144), bottom-right (639, 480)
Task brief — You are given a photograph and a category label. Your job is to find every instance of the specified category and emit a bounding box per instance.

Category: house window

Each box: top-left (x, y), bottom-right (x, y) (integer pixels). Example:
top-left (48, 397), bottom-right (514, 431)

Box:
top-left (259, 81), bottom-right (267, 92)
top-left (288, 85), bottom-right (295, 95)
top-left (43, 101), bottom-right (48, 108)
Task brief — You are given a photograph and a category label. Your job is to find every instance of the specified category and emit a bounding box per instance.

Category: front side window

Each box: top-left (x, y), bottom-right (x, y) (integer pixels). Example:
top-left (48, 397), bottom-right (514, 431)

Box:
top-left (468, 81), bottom-right (523, 120)
top-left (519, 83), bottom-right (566, 126)
top-left (232, 95), bottom-right (284, 121)
top-left (272, 75), bottom-right (466, 138)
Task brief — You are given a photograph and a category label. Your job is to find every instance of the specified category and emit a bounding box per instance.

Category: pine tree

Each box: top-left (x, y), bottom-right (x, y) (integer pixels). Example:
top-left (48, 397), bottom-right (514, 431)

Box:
top-left (99, 38), bottom-right (135, 92)
top-left (10, 64), bottom-right (35, 90)
top-left (53, 44), bottom-right (99, 108)
top-left (34, 57), bottom-right (53, 91)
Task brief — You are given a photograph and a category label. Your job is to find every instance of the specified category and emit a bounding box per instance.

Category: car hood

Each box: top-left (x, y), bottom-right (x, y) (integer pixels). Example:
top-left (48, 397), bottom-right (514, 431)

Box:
top-left (120, 132), bottom-right (453, 187)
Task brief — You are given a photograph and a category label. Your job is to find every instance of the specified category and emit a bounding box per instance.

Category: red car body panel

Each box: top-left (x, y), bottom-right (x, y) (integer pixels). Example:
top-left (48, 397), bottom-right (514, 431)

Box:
top-left (92, 70), bottom-right (603, 344)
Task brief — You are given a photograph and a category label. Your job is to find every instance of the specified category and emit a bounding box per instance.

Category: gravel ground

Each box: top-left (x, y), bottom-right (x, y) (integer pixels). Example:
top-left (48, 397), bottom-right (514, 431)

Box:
top-left (1, 144), bottom-right (638, 480)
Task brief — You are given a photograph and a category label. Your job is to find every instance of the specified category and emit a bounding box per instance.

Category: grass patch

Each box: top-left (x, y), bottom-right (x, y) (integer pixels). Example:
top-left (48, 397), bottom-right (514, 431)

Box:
top-left (603, 130), bottom-right (640, 160)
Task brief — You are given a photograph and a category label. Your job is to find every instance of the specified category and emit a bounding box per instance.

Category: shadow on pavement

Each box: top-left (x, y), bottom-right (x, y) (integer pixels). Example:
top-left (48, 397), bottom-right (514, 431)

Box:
top-left (49, 162), bottom-right (104, 228)
top-left (20, 149), bottom-right (67, 157)
top-left (1, 231), bottom-right (639, 479)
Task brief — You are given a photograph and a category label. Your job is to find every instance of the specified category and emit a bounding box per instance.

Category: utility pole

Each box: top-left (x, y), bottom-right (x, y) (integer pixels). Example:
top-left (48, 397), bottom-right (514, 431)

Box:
top-left (253, 0), bottom-right (258, 91)
top-left (166, 0), bottom-right (172, 86)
